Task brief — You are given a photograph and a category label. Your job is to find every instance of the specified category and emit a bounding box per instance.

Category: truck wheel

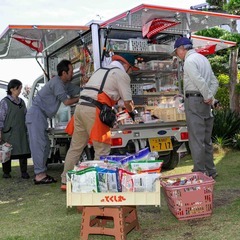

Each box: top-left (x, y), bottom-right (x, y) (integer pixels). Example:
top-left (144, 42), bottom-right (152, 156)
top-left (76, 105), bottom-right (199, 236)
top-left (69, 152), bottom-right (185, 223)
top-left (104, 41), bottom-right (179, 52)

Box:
top-left (160, 147), bottom-right (180, 170)
top-left (79, 146), bottom-right (93, 162)
top-left (47, 149), bottom-right (62, 166)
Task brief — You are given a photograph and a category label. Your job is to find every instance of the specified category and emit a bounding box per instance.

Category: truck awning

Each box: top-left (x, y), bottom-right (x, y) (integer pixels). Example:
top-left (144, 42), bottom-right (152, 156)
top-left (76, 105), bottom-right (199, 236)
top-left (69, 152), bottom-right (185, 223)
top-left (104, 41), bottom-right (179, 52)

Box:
top-left (191, 34), bottom-right (236, 54)
top-left (0, 4), bottom-right (239, 60)
top-left (101, 3), bottom-right (240, 33)
top-left (0, 25), bottom-right (89, 59)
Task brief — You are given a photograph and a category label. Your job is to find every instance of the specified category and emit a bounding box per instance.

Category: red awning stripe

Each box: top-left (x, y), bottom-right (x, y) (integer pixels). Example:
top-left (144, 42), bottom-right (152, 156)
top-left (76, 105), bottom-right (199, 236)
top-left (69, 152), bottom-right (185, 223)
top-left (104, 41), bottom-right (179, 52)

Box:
top-left (142, 19), bottom-right (181, 39)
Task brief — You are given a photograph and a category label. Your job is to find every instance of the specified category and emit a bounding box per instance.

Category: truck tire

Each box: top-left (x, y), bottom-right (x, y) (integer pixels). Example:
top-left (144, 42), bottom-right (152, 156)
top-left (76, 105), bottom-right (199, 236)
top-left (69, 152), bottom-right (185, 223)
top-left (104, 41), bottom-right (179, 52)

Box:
top-left (160, 146), bottom-right (180, 170)
top-left (79, 146), bottom-right (93, 161)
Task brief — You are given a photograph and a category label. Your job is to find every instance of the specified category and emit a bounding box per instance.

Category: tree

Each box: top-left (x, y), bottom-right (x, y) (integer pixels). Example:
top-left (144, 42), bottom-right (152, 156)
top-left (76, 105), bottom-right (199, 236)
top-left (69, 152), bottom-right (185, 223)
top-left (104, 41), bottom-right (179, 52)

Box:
top-left (201, 1), bottom-right (240, 112)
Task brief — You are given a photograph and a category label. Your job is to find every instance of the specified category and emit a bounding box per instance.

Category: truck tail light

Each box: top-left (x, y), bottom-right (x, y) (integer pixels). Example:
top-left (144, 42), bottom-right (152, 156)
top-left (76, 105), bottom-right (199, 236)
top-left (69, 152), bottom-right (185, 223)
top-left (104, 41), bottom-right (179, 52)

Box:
top-left (111, 138), bottom-right (122, 146)
top-left (181, 132), bottom-right (189, 140)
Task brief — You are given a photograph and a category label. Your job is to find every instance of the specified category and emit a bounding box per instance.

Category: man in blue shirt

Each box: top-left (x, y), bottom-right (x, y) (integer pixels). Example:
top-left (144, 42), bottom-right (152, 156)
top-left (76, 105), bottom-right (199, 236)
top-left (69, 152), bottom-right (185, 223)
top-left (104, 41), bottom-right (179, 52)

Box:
top-left (26, 59), bottom-right (80, 184)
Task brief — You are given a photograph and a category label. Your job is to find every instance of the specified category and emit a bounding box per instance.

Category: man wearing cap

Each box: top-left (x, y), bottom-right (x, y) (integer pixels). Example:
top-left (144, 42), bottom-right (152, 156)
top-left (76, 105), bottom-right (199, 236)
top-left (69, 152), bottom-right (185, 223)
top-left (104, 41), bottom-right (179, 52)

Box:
top-left (61, 53), bottom-right (138, 188)
top-left (173, 37), bottom-right (219, 179)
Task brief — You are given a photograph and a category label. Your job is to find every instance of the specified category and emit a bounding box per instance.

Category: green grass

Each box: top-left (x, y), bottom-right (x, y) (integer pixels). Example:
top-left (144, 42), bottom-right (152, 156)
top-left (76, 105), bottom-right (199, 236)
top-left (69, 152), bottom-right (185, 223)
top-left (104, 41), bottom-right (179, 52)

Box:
top-left (0, 150), bottom-right (240, 240)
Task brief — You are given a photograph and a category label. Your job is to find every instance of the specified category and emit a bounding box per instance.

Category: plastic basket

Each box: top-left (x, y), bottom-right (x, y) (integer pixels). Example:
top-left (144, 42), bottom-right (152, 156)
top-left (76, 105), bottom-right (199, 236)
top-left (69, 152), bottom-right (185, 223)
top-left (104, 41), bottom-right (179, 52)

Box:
top-left (161, 172), bottom-right (215, 220)
top-left (129, 38), bottom-right (149, 51)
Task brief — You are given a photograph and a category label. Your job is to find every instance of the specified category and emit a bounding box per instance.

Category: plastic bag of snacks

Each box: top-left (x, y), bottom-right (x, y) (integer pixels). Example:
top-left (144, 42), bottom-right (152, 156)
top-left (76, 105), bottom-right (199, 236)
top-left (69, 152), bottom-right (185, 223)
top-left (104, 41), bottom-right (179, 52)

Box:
top-left (0, 143), bottom-right (12, 163)
top-left (67, 167), bottom-right (99, 193)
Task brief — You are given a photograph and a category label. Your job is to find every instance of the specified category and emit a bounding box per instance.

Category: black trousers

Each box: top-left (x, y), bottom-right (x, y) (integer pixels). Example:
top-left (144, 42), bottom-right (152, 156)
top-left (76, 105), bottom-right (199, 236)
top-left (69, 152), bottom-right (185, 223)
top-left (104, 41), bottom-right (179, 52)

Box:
top-left (2, 158), bottom-right (28, 174)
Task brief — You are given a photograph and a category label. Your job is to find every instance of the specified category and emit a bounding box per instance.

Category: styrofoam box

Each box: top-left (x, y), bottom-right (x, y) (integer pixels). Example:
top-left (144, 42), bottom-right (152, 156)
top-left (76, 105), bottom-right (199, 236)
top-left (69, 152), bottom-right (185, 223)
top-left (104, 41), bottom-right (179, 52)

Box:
top-left (66, 180), bottom-right (161, 207)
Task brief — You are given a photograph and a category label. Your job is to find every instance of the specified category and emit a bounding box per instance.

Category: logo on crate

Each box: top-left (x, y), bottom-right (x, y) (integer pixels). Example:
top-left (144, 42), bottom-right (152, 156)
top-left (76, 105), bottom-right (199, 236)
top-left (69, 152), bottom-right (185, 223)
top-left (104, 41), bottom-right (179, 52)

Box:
top-left (101, 195), bottom-right (127, 203)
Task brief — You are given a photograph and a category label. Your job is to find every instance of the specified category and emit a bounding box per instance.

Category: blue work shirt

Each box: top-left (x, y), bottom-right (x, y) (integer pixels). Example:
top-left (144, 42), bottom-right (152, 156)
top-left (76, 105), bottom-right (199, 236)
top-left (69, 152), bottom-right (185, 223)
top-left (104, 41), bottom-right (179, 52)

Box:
top-left (32, 75), bottom-right (80, 118)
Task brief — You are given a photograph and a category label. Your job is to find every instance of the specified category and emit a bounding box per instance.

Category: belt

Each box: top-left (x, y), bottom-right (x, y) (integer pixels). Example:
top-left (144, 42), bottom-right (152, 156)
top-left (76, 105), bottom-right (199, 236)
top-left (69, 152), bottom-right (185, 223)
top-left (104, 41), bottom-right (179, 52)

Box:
top-left (185, 93), bottom-right (203, 98)
top-left (79, 102), bottom-right (95, 108)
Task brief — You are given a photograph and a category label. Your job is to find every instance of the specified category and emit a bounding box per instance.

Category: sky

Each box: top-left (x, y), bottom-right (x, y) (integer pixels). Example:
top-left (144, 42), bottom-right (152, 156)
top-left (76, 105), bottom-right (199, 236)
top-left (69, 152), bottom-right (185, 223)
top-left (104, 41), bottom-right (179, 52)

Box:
top-left (0, 0), bottom-right (205, 90)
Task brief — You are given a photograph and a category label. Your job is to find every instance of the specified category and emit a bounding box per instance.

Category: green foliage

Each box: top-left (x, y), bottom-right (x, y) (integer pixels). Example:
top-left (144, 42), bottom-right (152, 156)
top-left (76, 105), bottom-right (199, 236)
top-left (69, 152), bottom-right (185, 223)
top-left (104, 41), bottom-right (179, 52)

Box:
top-left (223, 0), bottom-right (240, 14)
top-left (212, 108), bottom-right (240, 147)
top-left (215, 87), bottom-right (230, 108)
top-left (221, 32), bottom-right (240, 43)
top-left (195, 27), bottom-right (227, 38)
top-left (233, 133), bottom-right (240, 149)
top-left (208, 55), bottom-right (229, 75)
top-left (218, 74), bottom-right (230, 85)
top-left (207, 0), bottom-right (226, 8)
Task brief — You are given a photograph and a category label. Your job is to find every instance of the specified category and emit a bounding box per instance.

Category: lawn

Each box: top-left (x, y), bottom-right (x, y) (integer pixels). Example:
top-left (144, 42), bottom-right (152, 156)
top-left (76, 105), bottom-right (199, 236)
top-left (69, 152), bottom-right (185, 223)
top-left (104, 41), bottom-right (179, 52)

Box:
top-left (0, 149), bottom-right (240, 240)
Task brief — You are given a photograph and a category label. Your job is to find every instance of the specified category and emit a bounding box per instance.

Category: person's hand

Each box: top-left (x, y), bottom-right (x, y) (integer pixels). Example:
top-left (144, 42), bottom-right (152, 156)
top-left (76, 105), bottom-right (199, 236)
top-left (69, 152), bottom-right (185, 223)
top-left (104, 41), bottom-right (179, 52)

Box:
top-left (204, 98), bottom-right (213, 105)
top-left (128, 109), bottom-right (138, 121)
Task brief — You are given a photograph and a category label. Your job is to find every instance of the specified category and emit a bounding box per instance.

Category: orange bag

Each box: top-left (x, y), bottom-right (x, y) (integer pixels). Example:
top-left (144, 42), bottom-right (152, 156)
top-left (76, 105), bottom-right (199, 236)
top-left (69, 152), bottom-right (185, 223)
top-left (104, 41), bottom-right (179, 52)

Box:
top-left (65, 115), bottom-right (74, 135)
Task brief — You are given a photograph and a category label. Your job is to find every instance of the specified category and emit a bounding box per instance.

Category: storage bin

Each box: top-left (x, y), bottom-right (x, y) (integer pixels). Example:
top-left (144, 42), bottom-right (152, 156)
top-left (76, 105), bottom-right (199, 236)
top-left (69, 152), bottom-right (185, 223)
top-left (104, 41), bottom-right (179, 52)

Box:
top-left (129, 38), bottom-right (149, 51)
top-left (152, 107), bottom-right (177, 122)
top-left (66, 179), bottom-right (161, 207)
top-left (161, 172), bottom-right (215, 220)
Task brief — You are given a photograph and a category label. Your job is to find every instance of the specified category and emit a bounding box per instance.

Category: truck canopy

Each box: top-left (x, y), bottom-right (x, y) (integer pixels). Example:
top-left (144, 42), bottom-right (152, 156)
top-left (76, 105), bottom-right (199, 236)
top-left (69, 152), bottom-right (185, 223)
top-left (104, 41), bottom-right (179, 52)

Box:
top-left (0, 4), bottom-right (239, 60)
top-left (0, 25), bottom-right (89, 59)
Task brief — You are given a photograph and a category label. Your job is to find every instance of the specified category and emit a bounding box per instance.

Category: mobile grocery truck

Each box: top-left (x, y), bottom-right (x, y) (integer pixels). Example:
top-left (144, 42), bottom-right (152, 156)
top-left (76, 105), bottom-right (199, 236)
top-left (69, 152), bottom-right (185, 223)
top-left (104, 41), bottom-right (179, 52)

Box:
top-left (0, 4), bottom-right (238, 169)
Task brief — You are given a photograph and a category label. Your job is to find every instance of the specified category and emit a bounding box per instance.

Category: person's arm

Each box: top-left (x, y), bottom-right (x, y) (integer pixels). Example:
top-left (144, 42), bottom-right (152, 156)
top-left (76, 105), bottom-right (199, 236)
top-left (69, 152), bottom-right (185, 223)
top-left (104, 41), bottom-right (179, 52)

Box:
top-left (63, 96), bottom-right (80, 106)
top-left (123, 100), bottom-right (134, 112)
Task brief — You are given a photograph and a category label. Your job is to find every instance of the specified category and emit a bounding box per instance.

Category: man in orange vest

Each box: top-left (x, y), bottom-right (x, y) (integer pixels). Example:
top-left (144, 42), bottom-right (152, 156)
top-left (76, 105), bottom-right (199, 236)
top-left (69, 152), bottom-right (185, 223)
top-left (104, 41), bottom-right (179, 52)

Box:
top-left (61, 53), bottom-right (138, 190)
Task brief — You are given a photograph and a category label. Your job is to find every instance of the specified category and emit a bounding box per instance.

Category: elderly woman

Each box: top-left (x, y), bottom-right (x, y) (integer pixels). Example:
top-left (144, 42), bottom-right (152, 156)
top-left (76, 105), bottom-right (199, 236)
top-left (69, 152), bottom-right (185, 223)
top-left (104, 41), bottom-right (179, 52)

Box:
top-left (0, 79), bottom-right (31, 179)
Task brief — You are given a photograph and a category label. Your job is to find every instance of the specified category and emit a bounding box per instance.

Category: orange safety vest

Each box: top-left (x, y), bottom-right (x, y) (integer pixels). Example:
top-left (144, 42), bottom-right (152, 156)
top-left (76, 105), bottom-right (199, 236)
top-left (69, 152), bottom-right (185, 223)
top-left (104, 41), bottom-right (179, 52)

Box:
top-left (90, 92), bottom-right (117, 144)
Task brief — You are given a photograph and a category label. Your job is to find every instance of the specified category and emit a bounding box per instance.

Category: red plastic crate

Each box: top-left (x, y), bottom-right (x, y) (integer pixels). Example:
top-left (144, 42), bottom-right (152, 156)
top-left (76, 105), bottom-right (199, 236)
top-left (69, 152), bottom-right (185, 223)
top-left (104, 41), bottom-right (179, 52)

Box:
top-left (161, 172), bottom-right (215, 220)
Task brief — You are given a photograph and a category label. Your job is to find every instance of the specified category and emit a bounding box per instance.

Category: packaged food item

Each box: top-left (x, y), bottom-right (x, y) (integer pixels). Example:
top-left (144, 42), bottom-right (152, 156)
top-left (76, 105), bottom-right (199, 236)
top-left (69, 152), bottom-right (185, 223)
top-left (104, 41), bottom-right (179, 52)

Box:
top-left (67, 167), bottom-right (99, 193)
top-left (131, 173), bottom-right (161, 192)
top-left (128, 160), bottom-right (163, 173)
top-left (96, 167), bottom-right (120, 192)
top-left (119, 169), bottom-right (135, 192)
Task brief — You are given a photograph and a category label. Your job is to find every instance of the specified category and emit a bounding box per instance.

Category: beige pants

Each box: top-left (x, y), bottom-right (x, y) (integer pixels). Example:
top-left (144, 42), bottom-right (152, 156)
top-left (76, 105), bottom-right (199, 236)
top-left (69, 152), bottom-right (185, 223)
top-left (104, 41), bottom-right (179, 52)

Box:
top-left (61, 104), bottom-right (111, 184)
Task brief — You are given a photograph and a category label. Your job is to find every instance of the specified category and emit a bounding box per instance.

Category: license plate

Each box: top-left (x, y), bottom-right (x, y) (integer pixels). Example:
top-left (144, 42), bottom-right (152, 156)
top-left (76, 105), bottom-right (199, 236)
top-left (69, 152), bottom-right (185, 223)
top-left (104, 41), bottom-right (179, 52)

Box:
top-left (149, 137), bottom-right (173, 152)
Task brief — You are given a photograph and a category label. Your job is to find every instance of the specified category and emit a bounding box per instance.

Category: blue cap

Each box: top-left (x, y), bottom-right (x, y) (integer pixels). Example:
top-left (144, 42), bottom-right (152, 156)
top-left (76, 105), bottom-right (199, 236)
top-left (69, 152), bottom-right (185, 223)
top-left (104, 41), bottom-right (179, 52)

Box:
top-left (174, 37), bottom-right (192, 50)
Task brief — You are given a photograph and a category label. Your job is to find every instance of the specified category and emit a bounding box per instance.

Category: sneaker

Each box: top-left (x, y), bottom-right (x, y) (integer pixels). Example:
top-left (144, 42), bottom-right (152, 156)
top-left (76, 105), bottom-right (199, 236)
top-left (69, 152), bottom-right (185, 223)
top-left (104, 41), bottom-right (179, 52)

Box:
top-left (3, 173), bottom-right (11, 178)
top-left (61, 184), bottom-right (66, 191)
top-left (21, 172), bottom-right (30, 179)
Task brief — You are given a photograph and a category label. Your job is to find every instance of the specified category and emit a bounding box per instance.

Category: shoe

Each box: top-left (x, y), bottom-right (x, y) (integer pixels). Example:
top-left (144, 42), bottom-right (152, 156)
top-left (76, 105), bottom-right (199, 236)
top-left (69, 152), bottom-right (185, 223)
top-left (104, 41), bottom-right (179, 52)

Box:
top-left (34, 175), bottom-right (57, 185)
top-left (21, 172), bottom-right (30, 179)
top-left (209, 172), bottom-right (218, 179)
top-left (61, 183), bottom-right (66, 191)
top-left (3, 173), bottom-right (11, 178)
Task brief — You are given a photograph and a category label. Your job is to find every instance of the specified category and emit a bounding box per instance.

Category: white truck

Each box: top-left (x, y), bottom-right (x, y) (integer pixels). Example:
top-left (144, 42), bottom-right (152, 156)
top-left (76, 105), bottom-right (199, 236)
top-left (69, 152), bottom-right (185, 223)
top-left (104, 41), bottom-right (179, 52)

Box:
top-left (0, 80), bottom-right (8, 100)
top-left (0, 4), bottom-right (238, 169)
